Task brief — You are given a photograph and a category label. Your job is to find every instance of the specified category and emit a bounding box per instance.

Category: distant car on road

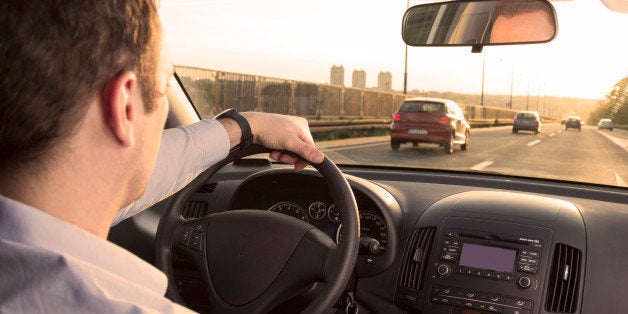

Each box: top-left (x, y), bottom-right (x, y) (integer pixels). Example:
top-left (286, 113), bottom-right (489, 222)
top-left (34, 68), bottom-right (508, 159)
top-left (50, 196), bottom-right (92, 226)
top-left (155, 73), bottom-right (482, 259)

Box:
top-left (512, 111), bottom-right (541, 134)
top-left (598, 118), bottom-right (613, 131)
top-left (565, 116), bottom-right (582, 131)
top-left (390, 97), bottom-right (470, 154)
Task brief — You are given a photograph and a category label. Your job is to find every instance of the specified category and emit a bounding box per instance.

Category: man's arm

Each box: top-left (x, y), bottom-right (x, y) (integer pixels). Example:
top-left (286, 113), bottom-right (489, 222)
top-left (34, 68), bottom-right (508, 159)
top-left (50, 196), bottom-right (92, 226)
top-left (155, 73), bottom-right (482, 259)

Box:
top-left (112, 119), bottom-right (230, 224)
top-left (112, 113), bottom-right (324, 224)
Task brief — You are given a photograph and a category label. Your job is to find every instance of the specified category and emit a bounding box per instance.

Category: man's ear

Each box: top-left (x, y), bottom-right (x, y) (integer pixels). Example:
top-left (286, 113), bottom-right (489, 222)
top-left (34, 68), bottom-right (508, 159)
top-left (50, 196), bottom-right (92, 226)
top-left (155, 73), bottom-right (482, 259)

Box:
top-left (101, 71), bottom-right (140, 147)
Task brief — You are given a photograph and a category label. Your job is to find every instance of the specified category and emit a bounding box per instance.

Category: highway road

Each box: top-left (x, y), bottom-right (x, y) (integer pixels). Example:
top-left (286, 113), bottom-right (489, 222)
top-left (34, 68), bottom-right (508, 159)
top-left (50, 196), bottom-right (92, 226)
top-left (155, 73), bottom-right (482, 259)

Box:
top-left (320, 124), bottom-right (628, 187)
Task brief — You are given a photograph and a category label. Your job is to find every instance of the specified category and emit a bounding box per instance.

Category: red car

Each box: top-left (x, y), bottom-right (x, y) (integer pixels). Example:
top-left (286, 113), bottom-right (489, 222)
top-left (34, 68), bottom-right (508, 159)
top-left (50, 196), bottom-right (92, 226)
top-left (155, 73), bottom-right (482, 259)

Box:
top-left (390, 97), bottom-right (470, 154)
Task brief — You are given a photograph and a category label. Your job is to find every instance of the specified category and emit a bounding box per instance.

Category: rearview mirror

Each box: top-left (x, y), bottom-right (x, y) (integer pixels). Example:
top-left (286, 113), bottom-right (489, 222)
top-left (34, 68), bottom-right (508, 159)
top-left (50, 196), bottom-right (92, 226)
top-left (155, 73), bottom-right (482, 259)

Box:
top-left (402, 0), bottom-right (557, 48)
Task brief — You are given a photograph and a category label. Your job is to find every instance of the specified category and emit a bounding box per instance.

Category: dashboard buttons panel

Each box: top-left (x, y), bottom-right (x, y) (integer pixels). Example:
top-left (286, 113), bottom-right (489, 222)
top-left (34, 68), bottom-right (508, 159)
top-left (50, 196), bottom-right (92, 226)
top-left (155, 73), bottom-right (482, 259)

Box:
top-left (455, 266), bottom-right (513, 281)
top-left (431, 285), bottom-right (533, 313)
top-left (517, 250), bottom-right (540, 274)
top-left (440, 239), bottom-right (460, 262)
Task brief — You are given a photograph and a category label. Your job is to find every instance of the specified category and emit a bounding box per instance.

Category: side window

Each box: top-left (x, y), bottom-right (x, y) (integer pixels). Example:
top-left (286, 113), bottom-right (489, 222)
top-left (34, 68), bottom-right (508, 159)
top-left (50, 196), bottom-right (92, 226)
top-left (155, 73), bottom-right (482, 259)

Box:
top-left (454, 106), bottom-right (463, 118)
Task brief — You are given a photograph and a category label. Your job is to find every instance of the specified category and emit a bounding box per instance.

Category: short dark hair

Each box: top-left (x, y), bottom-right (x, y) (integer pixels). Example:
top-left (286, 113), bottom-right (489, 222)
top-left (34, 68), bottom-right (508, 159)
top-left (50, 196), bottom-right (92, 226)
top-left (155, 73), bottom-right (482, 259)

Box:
top-left (0, 0), bottom-right (161, 171)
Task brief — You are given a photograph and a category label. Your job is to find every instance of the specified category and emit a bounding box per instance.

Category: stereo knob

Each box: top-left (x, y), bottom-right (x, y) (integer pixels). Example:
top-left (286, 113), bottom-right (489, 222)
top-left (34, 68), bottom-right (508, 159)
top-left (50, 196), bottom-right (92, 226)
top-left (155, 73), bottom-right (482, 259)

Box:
top-left (518, 276), bottom-right (532, 289)
top-left (437, 264), bottom-right (451, 277)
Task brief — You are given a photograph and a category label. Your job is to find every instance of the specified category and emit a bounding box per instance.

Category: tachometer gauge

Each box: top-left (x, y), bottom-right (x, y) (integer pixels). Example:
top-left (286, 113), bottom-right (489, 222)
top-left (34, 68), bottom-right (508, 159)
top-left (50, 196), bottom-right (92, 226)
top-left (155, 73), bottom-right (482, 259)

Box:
top-left (268, 201), bottom-right (308, 222)
top-left (308, 201), bottom-right (327, 220)
top-left (327, 204), bottom-right (341, 222)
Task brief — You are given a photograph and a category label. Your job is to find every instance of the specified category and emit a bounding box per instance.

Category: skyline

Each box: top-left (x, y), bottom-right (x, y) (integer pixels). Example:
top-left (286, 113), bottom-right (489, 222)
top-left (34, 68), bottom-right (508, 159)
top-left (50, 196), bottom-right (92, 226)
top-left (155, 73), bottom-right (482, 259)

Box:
top-left (160, 0), bottom-right (628, 100)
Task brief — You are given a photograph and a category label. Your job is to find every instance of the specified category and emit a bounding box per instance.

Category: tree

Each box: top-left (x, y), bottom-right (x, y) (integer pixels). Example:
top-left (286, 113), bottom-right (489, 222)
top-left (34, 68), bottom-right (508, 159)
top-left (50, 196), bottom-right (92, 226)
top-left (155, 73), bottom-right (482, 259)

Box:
top-left (587, 77), bottom-right (627, 126)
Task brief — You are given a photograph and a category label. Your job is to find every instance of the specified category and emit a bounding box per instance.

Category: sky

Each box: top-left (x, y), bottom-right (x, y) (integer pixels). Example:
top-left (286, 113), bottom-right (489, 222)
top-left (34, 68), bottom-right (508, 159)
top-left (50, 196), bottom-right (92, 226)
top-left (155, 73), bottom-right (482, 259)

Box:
top-left (159, 0), bottom-right (628, 99)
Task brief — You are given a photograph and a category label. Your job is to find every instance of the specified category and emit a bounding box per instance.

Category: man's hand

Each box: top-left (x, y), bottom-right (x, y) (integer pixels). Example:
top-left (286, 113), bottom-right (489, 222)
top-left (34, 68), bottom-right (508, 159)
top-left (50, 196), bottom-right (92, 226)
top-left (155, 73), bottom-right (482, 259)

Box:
top-left (222, 112), bottom-right (324, 171)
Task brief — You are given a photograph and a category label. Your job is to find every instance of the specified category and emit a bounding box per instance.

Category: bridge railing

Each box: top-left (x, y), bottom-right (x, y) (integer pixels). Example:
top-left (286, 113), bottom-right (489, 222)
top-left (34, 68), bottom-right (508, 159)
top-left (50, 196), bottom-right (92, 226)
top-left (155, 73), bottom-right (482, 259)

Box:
top-left (176, 66), bottom-right (528, 128)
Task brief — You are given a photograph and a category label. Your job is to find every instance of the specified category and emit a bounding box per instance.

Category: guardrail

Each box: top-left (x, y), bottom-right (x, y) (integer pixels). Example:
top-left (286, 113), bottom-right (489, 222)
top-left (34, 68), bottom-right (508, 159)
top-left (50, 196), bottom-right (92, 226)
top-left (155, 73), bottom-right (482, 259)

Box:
top-left (308, 118), bottom-right (519, 132)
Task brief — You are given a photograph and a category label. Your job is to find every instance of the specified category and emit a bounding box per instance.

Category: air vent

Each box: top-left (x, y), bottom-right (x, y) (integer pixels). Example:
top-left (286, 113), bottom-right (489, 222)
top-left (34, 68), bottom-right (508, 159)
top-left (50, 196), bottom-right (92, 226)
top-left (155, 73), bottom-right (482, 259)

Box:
top-left (546, 243), bottom-right (582, 313)
top-left (198, 183), bottom-right (217, 193)
top-left (398, 227), bottom-right (436, 290)
top-left (182, 201), bottom-right (208, 219)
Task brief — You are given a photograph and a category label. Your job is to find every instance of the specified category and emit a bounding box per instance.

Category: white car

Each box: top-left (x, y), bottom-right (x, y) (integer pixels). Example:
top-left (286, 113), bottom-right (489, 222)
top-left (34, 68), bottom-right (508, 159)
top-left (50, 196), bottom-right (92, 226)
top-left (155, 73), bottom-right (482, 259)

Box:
top-left (598, 118), bottom-right (614, 131)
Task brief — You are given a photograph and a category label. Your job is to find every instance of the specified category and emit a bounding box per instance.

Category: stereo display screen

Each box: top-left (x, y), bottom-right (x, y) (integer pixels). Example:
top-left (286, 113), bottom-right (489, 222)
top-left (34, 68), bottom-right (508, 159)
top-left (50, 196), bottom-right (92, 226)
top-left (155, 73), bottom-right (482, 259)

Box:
top-left (458, 243), bottom-right (517, 273)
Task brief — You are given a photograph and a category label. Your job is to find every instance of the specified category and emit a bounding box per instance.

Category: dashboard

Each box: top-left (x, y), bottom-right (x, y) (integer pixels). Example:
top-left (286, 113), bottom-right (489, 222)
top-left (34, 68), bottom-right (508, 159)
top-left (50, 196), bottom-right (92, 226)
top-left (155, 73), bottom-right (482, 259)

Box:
top-left (109, 160), bottom-right (628, 314)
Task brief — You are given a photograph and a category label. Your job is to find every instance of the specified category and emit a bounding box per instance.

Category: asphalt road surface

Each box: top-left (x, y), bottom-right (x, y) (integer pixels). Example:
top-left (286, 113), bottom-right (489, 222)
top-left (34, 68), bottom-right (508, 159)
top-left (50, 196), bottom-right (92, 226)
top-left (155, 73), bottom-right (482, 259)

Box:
top-left (321, 124), bottom-right (628, 187)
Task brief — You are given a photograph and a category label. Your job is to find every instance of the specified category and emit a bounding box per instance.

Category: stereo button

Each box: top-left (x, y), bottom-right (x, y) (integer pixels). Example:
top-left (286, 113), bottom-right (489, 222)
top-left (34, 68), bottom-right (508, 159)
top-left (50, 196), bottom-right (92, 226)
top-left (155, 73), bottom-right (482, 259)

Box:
top-left (440, 253), bottom-right (457, 261)
top-left (504, 298), bottom-right (533, 310)
top-left (503, 308), bottom-right (530, 314)
top-left (518, 264), bottom-right (537, 273)
top-left (518, 276), bottom-right (532, 289)
top-left (482, 271), bottom-right (494, 279)
top-left (437, 264), bottom-right (451, 276)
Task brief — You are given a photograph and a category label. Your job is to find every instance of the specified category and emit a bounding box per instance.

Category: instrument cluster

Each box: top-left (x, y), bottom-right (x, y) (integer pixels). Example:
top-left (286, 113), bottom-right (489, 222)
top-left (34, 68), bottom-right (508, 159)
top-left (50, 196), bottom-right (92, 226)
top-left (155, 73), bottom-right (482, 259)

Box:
top-left (268, 200), bottom-right (388, 256)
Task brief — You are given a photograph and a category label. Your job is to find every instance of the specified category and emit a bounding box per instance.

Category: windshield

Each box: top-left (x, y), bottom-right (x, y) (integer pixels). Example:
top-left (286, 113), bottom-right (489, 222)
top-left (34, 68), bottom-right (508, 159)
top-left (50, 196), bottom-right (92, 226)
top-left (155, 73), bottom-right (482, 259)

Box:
top-left (160, 0), bottom-right (628, 188)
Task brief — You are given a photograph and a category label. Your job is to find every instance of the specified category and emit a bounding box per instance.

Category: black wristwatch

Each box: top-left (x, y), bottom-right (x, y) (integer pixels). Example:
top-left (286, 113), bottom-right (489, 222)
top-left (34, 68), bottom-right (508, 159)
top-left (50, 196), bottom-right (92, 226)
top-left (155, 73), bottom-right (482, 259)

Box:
top-left (214, 108), bottom-right (253, 153)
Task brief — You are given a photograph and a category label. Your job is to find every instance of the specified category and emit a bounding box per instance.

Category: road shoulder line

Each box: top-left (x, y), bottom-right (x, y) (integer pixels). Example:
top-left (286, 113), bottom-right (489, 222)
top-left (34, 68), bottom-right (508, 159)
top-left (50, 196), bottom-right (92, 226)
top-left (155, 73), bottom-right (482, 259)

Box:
top-left (598, 131), bottom-right (628, 153)
top-left (616, 172), bottom-right (627, 187)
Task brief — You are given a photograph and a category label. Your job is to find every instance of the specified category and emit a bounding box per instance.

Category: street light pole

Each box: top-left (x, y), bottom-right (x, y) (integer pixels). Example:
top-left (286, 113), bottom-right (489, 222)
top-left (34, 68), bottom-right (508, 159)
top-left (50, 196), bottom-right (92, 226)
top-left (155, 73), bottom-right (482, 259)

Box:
top-left (536, 83), bottom-right (540, 112)
top-left (526, 79), bottom-right (530, 111)
top-left (403, 0), bottom-right (409, 95)
top-left (509, 65), bottom-right (514, 109)
top-left (404, 45), bottom-right (408, 95)
top-left (480, 52), bottom-right (485, 106)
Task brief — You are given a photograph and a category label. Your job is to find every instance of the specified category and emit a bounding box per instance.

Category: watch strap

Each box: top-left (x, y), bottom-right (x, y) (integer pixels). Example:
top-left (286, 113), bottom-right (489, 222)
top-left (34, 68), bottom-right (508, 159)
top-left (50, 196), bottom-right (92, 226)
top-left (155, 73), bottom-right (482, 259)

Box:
top-left (215, 108), bottom-right (253, 153)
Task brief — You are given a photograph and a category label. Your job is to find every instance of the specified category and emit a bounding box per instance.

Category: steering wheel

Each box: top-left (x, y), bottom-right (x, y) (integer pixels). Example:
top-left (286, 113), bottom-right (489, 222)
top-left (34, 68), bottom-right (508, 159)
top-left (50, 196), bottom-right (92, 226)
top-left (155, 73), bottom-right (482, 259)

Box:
top-left (155, 144), bottom-right (360, 313)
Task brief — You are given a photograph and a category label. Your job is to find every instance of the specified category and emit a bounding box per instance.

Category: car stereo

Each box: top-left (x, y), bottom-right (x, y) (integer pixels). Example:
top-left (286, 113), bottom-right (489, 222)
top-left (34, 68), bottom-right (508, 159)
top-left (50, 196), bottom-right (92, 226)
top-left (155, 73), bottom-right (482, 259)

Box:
top-left (429, 229), bottom-right (546, 314)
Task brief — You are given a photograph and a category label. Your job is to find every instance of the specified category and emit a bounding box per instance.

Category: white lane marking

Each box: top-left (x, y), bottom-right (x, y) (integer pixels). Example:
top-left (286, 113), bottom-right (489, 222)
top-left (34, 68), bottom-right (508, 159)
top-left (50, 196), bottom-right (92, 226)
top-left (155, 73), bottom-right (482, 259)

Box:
top-left (598, 130), bottom-right (628, 153)
top-left (549, 133), bottom-right (556, 137)
top-left (324, 142), bottom-right (387, 152)
top-left (527, 140), bottom-right (541, 147)
top-left (470, 161), bottom-right (494, 171)
top-left (616, 172), bottom-right (627, 187)
top-left (320, 150), bottom-right (358, 165)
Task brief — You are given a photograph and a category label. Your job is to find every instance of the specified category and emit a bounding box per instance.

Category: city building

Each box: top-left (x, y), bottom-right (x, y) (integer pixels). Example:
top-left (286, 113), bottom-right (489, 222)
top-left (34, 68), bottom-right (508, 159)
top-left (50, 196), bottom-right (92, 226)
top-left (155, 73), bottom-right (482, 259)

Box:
top-left (330, 65), bottom-right (344, 86)
top-left (378, 71), bottom-right (392, 92)
top-left (352, 69), bottom-right (366, 89)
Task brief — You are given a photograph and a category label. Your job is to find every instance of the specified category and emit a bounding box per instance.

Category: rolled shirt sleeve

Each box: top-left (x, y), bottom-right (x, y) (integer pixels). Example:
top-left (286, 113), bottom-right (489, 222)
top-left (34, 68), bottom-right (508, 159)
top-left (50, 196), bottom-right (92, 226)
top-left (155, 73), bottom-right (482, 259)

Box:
top-left (112, 119), bottom-right (230, 225)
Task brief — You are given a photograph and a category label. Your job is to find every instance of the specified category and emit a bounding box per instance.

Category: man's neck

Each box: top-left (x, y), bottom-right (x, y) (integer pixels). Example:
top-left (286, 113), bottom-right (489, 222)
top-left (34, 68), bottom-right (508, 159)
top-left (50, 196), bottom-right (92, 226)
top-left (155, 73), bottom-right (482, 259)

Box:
top-left (0, 156), bottom-right (127, 239)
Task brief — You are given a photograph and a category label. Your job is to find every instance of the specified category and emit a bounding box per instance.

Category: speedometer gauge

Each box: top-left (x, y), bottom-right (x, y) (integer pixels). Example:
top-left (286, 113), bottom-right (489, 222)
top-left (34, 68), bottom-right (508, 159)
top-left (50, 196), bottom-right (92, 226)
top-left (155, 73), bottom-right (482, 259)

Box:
top-left (358, 211), bottom-right (388, 255)
top-left (268, 201), bottom-right (308, 222)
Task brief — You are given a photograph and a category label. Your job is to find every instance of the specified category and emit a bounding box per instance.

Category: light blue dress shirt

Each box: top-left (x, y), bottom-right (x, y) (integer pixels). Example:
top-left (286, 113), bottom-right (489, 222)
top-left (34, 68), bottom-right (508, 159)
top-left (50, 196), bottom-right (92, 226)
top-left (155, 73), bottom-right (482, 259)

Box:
top-left (0, 119), bottom-right (230, 313)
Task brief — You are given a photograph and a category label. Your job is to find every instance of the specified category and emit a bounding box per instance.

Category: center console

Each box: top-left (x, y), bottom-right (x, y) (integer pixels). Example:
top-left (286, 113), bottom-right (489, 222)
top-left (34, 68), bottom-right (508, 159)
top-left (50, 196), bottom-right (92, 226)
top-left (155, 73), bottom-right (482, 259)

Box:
top-left (395, 191), bottom-right (586, 314)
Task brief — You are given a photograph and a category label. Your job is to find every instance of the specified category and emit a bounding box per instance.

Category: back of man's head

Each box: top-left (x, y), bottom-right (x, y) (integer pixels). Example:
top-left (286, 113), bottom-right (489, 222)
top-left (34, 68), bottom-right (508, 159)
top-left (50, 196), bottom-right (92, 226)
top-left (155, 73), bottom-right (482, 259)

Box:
top-left (0, 0), bottom-right (161, 174)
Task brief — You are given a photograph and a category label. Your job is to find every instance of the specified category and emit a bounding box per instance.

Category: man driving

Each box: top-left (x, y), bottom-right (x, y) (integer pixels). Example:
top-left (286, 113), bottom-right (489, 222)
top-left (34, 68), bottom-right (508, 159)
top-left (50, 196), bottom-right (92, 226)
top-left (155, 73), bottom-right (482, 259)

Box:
top-left (0, 0), bottom-right (323, 312)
